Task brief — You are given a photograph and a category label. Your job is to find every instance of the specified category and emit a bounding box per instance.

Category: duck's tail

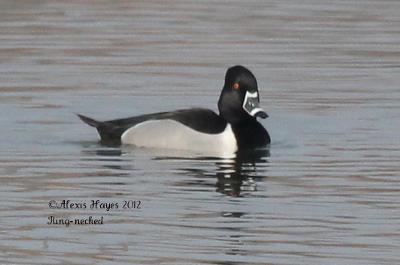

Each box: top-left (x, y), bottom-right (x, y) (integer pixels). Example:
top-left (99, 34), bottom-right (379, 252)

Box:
top-left (77, 114), bottom-right (123, 145)
top-left (77, 114), bottom-right (101, 128)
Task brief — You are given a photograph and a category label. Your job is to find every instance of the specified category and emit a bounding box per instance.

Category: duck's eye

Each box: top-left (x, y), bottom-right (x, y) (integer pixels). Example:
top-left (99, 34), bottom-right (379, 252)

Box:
top-left (232, 83), bottom-right (240, 90)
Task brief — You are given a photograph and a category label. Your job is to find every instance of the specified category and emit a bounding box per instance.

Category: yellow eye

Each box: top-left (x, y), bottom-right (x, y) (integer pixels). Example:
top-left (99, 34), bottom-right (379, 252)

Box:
top-left (232, 83), bottom-right (240, 90)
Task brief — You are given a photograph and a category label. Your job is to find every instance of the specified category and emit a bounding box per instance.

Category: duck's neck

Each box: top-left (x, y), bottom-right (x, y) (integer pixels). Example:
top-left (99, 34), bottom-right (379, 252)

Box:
top-left (230, 119), bottom-right (270, 149)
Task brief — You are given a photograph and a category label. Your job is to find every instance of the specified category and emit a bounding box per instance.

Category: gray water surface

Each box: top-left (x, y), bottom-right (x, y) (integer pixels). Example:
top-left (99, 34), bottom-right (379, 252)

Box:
top-left (1, 1), bottom-right (400, 265)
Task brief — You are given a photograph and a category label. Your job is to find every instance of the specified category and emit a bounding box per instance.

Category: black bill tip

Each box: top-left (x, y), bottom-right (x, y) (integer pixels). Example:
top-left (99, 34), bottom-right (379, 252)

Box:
top-left (255, 110), bottom-right (268, 119)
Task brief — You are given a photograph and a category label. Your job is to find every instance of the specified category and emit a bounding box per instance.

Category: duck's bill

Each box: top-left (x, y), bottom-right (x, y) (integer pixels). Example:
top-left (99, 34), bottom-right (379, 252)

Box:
top-left (243, 91), bottom-right (268, 119)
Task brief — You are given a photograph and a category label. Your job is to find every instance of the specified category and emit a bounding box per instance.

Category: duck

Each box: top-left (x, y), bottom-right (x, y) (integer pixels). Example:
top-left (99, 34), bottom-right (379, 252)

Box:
top-left (78, 65), bottom-right (270, 155)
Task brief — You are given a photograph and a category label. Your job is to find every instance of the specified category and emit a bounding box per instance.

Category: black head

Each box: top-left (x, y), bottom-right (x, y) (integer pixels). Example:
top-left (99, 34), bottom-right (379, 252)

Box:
top-left (218, 65), bottom-right (268, 124)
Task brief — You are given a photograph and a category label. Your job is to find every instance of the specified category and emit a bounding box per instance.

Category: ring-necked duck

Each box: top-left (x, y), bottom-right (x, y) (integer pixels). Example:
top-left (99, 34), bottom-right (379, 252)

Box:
top-left (78, 65), bottom-right (270, 154)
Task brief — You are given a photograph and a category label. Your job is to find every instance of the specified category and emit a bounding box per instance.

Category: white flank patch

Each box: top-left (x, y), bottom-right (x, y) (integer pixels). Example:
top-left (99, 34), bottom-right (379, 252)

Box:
top-left (121, 119), bottom-right (237, 157)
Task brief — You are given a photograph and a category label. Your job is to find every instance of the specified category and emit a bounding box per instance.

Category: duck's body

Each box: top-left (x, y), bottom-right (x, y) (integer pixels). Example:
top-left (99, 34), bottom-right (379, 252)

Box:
top-left (78, 65), bottom-right (270, 154)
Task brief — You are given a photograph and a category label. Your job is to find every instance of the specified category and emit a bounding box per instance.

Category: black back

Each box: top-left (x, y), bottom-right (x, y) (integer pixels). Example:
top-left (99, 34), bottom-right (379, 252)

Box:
top-left (89, 108), bottom-right (227, 144)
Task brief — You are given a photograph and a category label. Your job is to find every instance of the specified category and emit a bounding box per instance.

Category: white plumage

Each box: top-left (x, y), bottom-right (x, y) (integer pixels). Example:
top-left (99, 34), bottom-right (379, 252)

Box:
top-left (121, 119), bottom-right (237, 156)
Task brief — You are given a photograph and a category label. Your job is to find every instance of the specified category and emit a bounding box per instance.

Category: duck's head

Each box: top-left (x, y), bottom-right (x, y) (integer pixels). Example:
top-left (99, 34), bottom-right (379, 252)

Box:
top-left (218, 65), bottom-right (268, 124)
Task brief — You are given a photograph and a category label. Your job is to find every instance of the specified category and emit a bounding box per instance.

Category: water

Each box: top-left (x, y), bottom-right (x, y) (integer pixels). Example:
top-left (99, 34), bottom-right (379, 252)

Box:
top-left (1, 1), bottom-right (400, 264)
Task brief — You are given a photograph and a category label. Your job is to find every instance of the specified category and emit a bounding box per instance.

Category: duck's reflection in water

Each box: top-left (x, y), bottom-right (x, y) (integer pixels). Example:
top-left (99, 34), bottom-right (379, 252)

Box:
top-left (152, 148), bottom-right (270, 197)
top-left (215, 149), bottom-right (269, 197)
top-left (81, 142), bottom-right (270, 197)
